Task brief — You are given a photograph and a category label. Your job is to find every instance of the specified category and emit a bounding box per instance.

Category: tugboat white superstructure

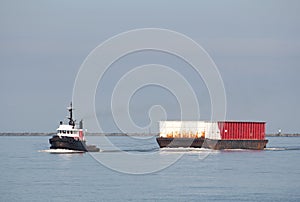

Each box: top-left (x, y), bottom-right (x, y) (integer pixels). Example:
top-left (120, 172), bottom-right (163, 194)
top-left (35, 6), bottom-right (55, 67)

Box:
top-left (49, 103), bottom-right (99, 152)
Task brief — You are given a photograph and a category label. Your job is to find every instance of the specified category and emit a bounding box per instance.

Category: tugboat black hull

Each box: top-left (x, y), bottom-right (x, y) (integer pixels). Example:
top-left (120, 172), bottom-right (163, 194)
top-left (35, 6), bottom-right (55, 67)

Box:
top-left (49, 135), bottom-right (87, 151)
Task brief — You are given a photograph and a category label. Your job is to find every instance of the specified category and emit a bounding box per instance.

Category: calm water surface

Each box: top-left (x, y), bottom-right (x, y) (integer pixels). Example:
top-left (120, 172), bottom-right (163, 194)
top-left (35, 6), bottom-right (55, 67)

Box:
top-left (0, 136), bottom-right (299, 202)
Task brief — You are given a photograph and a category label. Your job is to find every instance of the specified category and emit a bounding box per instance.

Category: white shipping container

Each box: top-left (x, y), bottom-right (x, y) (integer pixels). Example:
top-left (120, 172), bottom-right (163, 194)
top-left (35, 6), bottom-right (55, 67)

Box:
top-left (159, 121), bottom-right (221, 139)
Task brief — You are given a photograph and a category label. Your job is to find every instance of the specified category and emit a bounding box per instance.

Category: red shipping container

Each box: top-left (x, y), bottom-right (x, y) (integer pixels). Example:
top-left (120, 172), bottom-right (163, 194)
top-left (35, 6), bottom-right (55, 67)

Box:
top-left (218, 121), bottom-right (266, 140)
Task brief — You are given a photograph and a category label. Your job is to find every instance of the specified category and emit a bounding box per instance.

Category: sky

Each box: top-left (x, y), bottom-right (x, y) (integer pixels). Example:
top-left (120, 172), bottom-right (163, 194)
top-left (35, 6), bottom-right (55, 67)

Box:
top-left (0, 0), bottom-right (299, 133)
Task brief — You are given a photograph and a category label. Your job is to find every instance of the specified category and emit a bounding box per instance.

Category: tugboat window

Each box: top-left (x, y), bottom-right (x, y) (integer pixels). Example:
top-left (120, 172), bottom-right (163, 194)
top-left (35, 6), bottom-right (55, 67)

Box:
top-left (63, 130), bottom-right (66, 134)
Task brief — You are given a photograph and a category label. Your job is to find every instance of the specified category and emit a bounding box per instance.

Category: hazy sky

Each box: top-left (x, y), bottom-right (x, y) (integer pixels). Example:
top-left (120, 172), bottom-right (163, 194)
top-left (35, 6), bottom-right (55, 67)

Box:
top-left (1, 0), bottom-right (299, 133)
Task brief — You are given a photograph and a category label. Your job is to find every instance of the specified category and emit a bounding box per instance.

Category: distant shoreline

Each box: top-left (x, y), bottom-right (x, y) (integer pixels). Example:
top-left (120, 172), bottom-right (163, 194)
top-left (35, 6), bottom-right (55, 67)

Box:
top-left (0, 133), bottom-right (300, 137)
top-left (266, 133), bottom-right (300, 137)
top-left (0, 132), bottom-right (159, 137)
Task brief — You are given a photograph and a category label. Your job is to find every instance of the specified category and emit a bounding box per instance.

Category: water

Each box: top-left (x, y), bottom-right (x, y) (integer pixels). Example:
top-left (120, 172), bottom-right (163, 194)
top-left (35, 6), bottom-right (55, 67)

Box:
top-left (1, 136), bottom-right (300, 202)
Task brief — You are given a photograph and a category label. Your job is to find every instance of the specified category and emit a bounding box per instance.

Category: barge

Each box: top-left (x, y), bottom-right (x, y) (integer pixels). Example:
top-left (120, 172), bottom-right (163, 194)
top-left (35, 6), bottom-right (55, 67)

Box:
top-left (156, 121), bottom-right (268, 150)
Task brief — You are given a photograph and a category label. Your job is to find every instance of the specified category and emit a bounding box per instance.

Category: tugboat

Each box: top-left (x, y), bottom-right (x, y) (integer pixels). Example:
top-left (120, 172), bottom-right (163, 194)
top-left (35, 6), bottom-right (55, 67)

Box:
top-left (49, 103), bottom-right (99, 152)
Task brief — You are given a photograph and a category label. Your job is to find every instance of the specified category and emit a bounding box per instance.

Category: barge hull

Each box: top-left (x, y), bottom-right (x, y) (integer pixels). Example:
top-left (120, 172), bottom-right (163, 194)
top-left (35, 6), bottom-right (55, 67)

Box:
top-left (156, 137), bottom-right (204, 148)
top-left (156, 138), bottom-right (268, 150)
top-left (203, 139), bottom-right (268, 150)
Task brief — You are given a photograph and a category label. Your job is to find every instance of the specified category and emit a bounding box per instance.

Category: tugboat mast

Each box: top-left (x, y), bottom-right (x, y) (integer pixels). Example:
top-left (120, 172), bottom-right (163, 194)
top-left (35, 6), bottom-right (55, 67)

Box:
top-left (67, 102), bottom-right (75, 127)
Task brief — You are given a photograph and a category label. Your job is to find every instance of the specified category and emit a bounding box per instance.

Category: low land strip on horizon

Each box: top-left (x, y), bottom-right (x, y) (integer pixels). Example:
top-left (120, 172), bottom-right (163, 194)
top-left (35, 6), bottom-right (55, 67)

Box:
top-left (0, 133), bottom-right (300, 137)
